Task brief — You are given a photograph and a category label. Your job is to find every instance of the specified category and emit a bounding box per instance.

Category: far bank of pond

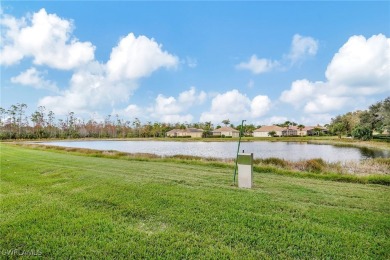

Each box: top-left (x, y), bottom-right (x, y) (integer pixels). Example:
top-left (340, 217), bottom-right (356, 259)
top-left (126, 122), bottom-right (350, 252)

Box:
top-left (39, 140), bottom-right (390, 163)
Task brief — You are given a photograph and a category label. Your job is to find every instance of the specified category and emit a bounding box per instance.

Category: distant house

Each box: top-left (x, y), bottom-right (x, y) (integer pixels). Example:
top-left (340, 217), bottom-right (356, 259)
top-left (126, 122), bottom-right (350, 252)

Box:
top-left (282, 127), bottom-right (297, 136)
top-left (212, 126), bottom-right (240, 137)
top-left (253, 125), bottom-right (284, 137)
top-left (297, 126), bottom-right (328, 136)
top-left (185, 128), bottom-right (204, 138)
top-left (166, 128), bottom-right (203, 138)
top-left (166, 129), bottom-right (181, 137)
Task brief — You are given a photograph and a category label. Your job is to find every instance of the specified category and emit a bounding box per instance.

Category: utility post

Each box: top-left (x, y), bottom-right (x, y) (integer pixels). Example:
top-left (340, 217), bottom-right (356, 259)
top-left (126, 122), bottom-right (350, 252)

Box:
top-left (233, 119), bottom-right (246, 185)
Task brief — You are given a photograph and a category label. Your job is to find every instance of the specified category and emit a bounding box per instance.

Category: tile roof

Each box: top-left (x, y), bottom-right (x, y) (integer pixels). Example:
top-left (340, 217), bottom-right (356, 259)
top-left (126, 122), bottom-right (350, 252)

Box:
top-left (212, 126), bottom-right (239, 132)
top-left (254, 125), bottom-right (284, 132)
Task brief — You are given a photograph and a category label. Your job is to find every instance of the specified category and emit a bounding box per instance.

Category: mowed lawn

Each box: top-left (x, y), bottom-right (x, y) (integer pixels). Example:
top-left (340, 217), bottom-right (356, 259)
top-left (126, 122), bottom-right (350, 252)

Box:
top-left (1, 144), bottom-right (389, 259)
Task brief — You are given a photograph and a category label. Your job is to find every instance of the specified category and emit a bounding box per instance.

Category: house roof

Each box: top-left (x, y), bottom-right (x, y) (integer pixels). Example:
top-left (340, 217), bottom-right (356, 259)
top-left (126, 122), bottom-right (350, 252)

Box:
top-left (167, 128), bottom-right (203, 134)
top-left (186, 128), bottom-right (203, 133)
top-left (166, 129), bottom-right (181, 134)
top-left (254, 125), bottom-right (284, 132)
top-left (212, 126), bottom-right (239, 133)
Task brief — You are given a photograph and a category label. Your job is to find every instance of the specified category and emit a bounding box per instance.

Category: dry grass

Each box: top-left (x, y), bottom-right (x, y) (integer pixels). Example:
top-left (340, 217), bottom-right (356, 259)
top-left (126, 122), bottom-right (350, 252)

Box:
top-left (254, 157), bottom-right (389, 176)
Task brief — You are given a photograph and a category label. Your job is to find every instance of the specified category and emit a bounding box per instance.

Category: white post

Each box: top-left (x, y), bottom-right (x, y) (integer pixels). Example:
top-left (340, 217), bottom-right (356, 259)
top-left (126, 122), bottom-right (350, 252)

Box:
top-left (237, 153), bottom-right (253, 188)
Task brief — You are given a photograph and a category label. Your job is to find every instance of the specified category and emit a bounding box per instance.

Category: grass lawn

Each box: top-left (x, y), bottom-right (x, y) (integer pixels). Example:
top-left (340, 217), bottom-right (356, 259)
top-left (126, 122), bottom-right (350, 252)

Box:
top-left (1, 143), bottom-right (389, 259)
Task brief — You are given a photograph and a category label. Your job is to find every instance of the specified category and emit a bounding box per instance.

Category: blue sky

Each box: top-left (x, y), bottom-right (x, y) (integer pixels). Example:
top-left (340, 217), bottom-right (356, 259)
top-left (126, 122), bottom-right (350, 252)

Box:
top-left (1, 1), bottom-right (389, 126)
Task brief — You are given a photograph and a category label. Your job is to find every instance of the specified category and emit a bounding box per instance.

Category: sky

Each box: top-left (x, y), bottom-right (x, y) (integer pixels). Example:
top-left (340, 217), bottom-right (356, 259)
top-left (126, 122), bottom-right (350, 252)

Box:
top-left (1, 1), bottom-right (389, 126)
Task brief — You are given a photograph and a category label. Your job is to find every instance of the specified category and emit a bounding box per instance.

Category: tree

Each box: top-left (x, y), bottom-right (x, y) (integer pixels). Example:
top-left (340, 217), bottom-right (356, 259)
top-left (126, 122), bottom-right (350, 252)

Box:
top-left (268, 131), bottom-right (276, 137)
top-left (331, 122), bottom-right (346, 138)
top-left (352, 125), bottom-right (372, 140)
top-left (313, 127), bottom-right (323, 136)
top-left (222, 119), bottom-right (230, 127)
top-left (16, 103), bottom-right (27, 137)
top-left (297, 124), bottom-right (305, 136)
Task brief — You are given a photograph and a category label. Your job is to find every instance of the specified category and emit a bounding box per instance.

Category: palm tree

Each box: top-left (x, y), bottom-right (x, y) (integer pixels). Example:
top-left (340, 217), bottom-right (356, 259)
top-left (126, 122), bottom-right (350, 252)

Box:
top-left (297, 124), bottom-right (305, 136)
top-left (222, 119), bottom-right (230, 127)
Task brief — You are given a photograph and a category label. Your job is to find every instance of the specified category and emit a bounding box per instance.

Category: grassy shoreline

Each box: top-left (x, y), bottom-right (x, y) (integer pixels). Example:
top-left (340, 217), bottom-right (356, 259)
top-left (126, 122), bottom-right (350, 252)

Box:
top-left (11, 142), bottom-right (390, 186)
top-left (1, 143), bottom-right (389, 258)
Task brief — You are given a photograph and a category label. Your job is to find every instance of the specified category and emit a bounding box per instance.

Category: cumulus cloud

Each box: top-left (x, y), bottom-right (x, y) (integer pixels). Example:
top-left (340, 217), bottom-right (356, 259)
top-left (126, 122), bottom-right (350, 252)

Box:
top-left (236, 55), bottom-right (278, 74)
top-left (280, 34), bottom-right (390, 115)
top-left (280, 79), bottom-right (316, 105)
top-left (0, 8), bottom-right (95, 69)
top-left (1, 9), bottom-right (180, 116)
top-left (200, 89), bottom-right (271, 123)
top-left (287, 34), bottom-right (318, 63)
top-left (10, 67), bottom-right (59, 92)
top-left (303, 95), bottom-right (350, 114)
top-left (40, 32), bottom-right (179, 114)
top-left (112, 104), bottom-right (142, 119)
top-left (148, 87), bottom-right (206, 123)
top-left (236, 34), bottom-right (319, 74)
top-left (106, 33), bottom-right (178, 81)
top-left (325, 34), bottom-right (390, 91)
top-left (178, 86), bottom-right (206, 105)
top-left (38, 62), bottom-right (138, 114)
top-left (255, 116), bottom-right (289, 126)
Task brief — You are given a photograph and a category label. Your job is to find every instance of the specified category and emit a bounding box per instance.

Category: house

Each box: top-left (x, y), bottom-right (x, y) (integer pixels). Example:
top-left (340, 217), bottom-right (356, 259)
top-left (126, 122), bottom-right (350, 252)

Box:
top-left (185, 128), bottom-right (204, 138)
top-left (166, 129), bottom-right (181, 137)
top-left (212, 126), bottom-right (240, 137)
top-left (296, 126), bottom-right (328, 136)
top-left (253, 125), bottom-right (284, 137)
top-left (166, 128), bottom-right (203, 138)
top-left (282, 127), bottom-right (297, 136)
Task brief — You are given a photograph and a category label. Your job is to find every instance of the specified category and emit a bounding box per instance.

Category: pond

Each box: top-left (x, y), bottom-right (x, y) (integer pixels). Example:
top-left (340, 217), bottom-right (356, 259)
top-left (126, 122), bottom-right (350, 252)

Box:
top-left (39, 140), bottom-right (390, 162)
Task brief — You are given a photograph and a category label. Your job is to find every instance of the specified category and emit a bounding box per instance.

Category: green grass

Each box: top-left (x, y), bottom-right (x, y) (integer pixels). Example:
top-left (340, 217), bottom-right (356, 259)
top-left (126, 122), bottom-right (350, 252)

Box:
top-left (1, 143), bottom-right (389, 259)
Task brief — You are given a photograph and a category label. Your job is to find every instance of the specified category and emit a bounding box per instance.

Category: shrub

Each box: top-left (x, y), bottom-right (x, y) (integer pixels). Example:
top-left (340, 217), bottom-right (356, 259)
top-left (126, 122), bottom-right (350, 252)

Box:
top-left (352, 126), bottom-right (372, 140)
top-left (304, 158), bottom-right (326, 173)
top-left (255, 157), bottom-right (288, 167)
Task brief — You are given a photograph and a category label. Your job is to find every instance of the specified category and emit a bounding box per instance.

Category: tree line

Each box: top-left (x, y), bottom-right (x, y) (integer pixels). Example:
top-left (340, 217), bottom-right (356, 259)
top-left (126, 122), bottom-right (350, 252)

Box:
top-left (1, 97), bottom-right (388, 140)
top-left (0, 104), bottom-right (261, 140)
top-left (327, 97), bottom-right (390, 140)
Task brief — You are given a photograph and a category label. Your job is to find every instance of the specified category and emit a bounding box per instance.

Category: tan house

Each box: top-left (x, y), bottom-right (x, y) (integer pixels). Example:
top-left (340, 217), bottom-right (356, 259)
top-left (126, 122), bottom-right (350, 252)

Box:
top-left (254, 125), bottom-right (328, 137)
top-left (166, 128), bottom-right (203, 138)
top-left (253, 125), bottom-right (284, 137)
top-left (212, 126), bottom-right (240, 137)
top-left (294, 126), bottom-right (328, 136)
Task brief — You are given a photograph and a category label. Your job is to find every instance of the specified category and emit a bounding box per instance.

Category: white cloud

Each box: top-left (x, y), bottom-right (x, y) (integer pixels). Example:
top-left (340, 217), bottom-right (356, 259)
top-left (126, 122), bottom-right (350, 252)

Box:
top-left (325, 34), bottom-right (390, 91)
top-left (255, 116), bottom-right (289, 126)
top-left (251, 95), bottom-right (271, 117)
top-left (178, 86), bottom-right (206, 105)
top-left (0, 8), bottom-right (95, 69)
top-left (111, 104), bottom-right (142, 119)
top-left (236, 34), bottom-right (319, 74)
top-left (236, 55), bottom-right (278, 74)
top-left (303, 95), bottom-right (350, 114)
top-left (10, 67), bottom-right (58, 92)
top-left (280, 79), bottom-right (316, 105)
top-left (38, 62), bottom-right (138, 114)
top-left (280, 34), bottom-right (390, 115)
top-left (1, 9), bottom-right (179, 116)
top-left (106, 33), bottom-right (178, 81)
top-left (200, 89), bottom-right (271, 123)
top-left (148, 87), bottom-right (206, 123)
top-left (288, 34), bottom-right (318, 63)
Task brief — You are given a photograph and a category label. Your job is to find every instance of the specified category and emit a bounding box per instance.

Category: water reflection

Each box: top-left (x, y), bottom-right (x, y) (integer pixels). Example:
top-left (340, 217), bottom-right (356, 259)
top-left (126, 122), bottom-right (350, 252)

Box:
top-left (359, 146), bottom-right (389, 159)
top-left (39, 141), bottom-right (389, 163)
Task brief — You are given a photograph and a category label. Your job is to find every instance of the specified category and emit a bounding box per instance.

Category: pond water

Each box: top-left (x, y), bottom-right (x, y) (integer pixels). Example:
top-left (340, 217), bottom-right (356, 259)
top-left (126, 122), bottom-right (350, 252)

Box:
top-left (39, 140), bottom-right (390, 162)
